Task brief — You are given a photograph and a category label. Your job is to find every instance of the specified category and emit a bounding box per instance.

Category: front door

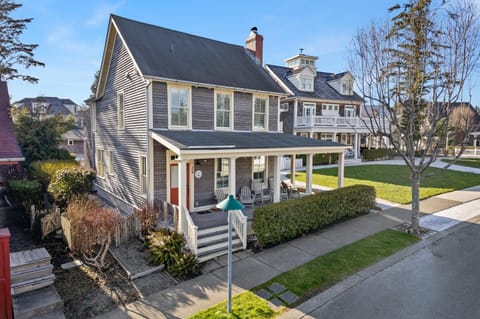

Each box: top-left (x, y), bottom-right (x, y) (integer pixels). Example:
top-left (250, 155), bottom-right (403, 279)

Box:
top-left (170, 163), bottom-right (190, 209)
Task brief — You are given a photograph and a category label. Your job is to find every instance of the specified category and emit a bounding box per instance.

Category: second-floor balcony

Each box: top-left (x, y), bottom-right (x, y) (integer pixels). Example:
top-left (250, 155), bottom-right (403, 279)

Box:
top-left (296, 115), bottom-right (371, 130)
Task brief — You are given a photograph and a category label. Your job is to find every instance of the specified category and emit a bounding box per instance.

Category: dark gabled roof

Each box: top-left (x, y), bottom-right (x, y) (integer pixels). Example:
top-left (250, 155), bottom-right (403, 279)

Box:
top-left (0, 81), bottom-right (24, 161)
top-left (13, 96), bottom-right (78, 116)
top-left (150, 129), bottom-right (344, 151)
top-left (112, 15), bottom-right (284, 94)
top-left (62, 128), bottom-right (85, 140)
top-left (266, 64), bottom-right (363, 102)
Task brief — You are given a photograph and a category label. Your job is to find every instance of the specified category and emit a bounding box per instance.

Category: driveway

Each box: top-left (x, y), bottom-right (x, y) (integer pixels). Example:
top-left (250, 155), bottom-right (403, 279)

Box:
top-left (294, 215), bottom-right (480, 319)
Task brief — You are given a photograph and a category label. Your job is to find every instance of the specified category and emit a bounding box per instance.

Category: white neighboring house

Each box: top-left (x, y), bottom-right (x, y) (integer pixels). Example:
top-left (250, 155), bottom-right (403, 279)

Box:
top-left (266, 53), bottom-right (387, 159)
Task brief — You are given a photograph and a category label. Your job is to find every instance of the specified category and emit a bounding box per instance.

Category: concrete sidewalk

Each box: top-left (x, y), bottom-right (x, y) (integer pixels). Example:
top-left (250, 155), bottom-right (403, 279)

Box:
top-left (98, 186), bottom-right (480, 319)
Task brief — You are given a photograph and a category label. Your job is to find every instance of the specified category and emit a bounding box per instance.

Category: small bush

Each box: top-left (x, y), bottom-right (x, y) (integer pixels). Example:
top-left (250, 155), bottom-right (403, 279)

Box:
top-left (134, 202), bottom-right (162, 235)
top-left (297, 153), bottom-right (339, 165)
top-left (30, 160), bottom-right (78, 188)
top-left (48, 168), bottom-right (95, 207)
top-left (252, 185), bottom-right (376, 247)
top-left (147, 228), bottom-right (200, 279)
top-left (361, 148), bottom-right (392, 161)
top-left (8, 179), bottom-right (43, 210)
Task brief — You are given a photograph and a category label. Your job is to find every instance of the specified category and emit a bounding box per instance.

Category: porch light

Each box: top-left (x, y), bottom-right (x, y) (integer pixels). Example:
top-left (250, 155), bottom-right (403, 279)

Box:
top-left (216, 194), bottom-right (245, 314)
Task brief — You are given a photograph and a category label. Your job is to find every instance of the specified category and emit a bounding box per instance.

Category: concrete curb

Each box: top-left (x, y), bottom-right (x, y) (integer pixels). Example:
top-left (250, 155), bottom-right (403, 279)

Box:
top-left (278, 220), bottom-right (473, 319)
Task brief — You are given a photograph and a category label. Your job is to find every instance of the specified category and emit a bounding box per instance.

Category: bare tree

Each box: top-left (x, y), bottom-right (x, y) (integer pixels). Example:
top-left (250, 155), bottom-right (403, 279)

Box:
top-left (349, 0), bottom-right (480, 234)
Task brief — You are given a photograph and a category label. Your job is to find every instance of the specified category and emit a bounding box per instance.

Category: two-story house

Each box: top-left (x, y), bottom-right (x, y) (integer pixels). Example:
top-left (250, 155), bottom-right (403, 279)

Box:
top-left (92, 15), bottom-right (349, 260)
top-left (266, 54), bottom-right (379, 159)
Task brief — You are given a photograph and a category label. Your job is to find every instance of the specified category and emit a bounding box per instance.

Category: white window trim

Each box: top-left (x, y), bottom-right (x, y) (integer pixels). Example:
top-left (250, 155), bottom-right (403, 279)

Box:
top-left (344, 105), bottom-right (356, 117)
top-left (96, 148), bottom-right (105, 179)
top-left (214, 158), bottom-right (230, 191)
top-left (252, 156), bottom-right (268, 187)
top-left (139, 155), bottom-right (147, 196)
top-left (214, 89), bottom-right (234, 131)
top-left (252, 94), bottom-right (269, 131)
top-left (167, 84), bottom-right (192, 130)
top-left (117, 91), bottom-right (125, 130)
top-left (322, 103), bottom-right (339, 115)
top-left (67, 140), bottom-right (74, 146)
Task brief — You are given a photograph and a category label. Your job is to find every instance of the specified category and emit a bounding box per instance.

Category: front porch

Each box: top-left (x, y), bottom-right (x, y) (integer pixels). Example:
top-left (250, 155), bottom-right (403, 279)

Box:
top-left (149, 130), bottom-right (348, 261)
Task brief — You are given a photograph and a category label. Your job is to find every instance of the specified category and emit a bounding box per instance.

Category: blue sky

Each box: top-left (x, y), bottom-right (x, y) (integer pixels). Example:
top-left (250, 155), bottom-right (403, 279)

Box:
top-left (8, 0), bottom-right (480, 106)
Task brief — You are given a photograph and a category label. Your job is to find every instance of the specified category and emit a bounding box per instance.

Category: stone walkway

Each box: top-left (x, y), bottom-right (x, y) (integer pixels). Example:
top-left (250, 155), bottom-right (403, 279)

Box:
top-left (98, 184), bottom-right (480, 319)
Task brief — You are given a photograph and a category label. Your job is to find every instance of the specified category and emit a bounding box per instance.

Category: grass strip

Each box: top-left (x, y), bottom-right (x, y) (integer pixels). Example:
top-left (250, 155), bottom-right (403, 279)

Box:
top-left (191, 229), bottom-right (418, 318)
top-left (441, 158), bottom-right (480, 169)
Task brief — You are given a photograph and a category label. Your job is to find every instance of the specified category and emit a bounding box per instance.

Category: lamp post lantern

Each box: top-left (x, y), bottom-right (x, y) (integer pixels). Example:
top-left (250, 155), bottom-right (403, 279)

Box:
top-left (216, 194), bottom-right (244, 314)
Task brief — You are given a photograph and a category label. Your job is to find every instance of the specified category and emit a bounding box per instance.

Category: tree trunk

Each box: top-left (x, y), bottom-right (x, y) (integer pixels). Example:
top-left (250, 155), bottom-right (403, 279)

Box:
top-left (410, 172), bottom-right (421, 235)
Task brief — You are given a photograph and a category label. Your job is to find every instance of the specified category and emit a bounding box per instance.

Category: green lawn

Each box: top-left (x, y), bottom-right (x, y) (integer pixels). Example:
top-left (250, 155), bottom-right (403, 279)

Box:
top-left (294, 165), bottom-right (480, 204)
top-left (190, 230), bottom-right (418, 319)
top-left (442, 158), bottom-right (480, 169)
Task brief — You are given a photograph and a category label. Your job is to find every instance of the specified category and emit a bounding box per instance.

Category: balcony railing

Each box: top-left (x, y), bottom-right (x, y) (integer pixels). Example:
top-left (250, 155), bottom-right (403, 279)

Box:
top-left (296, 116), bottom-right (371, 129)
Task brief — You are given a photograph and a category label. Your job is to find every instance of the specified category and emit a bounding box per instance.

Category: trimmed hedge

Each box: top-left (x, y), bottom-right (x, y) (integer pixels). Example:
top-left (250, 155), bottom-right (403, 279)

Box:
top-left (297, 153), bottom-right (339, 165)
top-left (361, 148), bottom-right (392, 161)
top-left (252, 185), bottom-right (376, 247)
top-left (30, 160), bottom-right (79, 188)
top-left (8, 179), bottom-right (43, 210)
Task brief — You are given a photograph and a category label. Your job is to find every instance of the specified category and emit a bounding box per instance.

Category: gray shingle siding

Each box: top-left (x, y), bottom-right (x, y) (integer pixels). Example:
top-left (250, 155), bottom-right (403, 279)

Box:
top-left (235, 157), bottom-right (252, 195)
top-left (153, 142), bottom-right (167, 201)
top-left (281, 102), bottom-right (294, 134)
top-left (192, 87), bottom-right (214, 130)
top-left (95, 35), bottom-right (147, 211)
top-left (193, 159), bottom-right (214, 207)
top-left (234, 92), bottom-right (252, 131)
top-left (152, 81), bottom-right (168, 129)
top-left (269, 96), bottom-right (278, 131)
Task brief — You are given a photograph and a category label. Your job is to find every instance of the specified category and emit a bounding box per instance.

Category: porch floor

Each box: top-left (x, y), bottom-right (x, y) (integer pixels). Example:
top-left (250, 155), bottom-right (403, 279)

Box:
top-left (190, 207), bottom-right (254, 230)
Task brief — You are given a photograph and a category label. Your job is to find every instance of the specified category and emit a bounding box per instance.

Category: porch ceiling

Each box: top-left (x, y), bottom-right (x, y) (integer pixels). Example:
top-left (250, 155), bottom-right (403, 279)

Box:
top-left (150, 129), bottom-right (348, 158)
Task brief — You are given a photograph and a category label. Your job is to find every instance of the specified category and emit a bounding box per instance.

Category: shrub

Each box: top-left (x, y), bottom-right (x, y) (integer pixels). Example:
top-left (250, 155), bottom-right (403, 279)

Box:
top-left (252, 185), bottom-right (376, 247)
top-left (134, 202), bottom-right (162, 235)
top-left (361, 148), bottom-right (392, 161)
top-left (48, 168), bottom-right (95, 207)
top-left (8, 179), bottom-right (43, 211)
top-left (297, 153), bottom-right (339, 165)
top-left (66, 196), bottom-right (119, 270)
top-left (30, 160), bottom-right (78, 188)
top-left (147, 228), bottom-right (200, 279)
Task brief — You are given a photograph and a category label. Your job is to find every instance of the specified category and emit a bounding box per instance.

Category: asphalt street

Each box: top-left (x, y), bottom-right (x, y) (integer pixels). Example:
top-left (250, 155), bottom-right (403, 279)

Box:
top-left (306, 215), bottom-right (480, 319)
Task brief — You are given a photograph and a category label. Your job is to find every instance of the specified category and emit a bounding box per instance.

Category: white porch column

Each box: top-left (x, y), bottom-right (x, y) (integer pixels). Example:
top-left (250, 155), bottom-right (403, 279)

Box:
top-left (306, 153), bottom-right (313, 195)
top-left (177, 159), bottom-right (187, 234)
top-left (354, 133), bottom-right (359, 159)
top-left (338, 152), bottom-right (344, 188)
top-left (290, 154), bottom-right (296, 188)
top-left (273, 155), bottom-right (282, 203)
top-left (229, 157), bottom-right (237, 197)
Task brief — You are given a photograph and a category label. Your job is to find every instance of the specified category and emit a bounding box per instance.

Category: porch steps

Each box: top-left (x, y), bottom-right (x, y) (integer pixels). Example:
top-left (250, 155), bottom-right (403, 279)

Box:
top-left (197, 225), bottom-right (243, 263)
top-left (10, 248), bottom-right (65, 319)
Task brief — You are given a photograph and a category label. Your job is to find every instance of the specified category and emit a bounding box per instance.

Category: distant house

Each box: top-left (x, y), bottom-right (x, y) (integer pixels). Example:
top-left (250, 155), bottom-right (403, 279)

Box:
top-left (266, 54), bottom-right (385, 158)
top-left (0, 81), bottom-right (24, 188)
top-left (91, 15), bottom-right (349, 260)
top-left (13, 96), bottom-right (87, 163)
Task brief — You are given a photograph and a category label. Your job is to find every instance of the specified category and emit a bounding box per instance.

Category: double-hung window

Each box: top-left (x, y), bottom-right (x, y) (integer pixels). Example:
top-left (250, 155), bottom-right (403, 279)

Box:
top-left (169, 86), bottom-right (190, 128)
top-left (108, 150), bottom-right (114, 175)
top-left (216, 91), bottom-right (232, 129)
top-left (254, 96), bottom-right (267, 130)
top-left (118, 92), bottom-right (125, 129)
top-left (216, 158), bottom-right (229, 189)
top-left (252, 156), bottom-right (266, 185)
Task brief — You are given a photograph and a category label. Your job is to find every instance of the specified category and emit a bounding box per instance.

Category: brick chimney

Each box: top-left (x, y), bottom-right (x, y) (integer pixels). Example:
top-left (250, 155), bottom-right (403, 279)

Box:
top-left (245, 26), bottom-right (263, 65)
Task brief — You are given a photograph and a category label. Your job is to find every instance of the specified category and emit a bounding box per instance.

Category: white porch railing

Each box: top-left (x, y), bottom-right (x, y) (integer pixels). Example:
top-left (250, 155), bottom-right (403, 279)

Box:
top-left (180, 205), bottom-right (198, 255)
top-left (296, 116), bottom-right (370, 129)
top-left (231, 209), bottom-right (248, 249)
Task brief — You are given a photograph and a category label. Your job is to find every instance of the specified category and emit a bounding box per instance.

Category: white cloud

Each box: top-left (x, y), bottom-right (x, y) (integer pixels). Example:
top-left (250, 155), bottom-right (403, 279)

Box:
top-left (87, 1), bottom-right (125, 26)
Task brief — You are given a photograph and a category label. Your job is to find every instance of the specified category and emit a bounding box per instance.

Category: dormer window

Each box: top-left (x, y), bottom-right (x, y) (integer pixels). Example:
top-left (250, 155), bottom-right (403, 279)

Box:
top-left (300, 77), bottom-right (313, 91)
top-left (342, 80), bottom-right (353, 95)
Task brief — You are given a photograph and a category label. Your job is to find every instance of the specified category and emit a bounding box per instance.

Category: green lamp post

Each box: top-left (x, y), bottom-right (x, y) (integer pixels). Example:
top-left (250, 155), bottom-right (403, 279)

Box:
top-left (216, 194), bottom-right (245, 314)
